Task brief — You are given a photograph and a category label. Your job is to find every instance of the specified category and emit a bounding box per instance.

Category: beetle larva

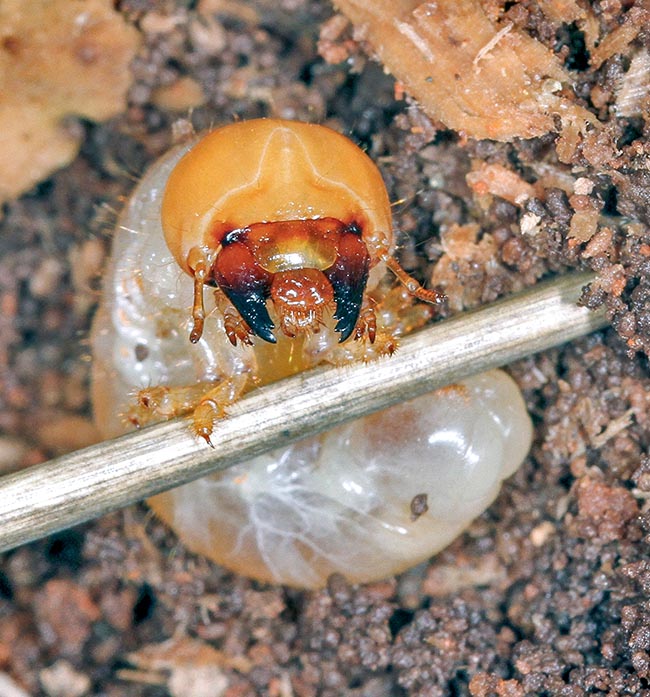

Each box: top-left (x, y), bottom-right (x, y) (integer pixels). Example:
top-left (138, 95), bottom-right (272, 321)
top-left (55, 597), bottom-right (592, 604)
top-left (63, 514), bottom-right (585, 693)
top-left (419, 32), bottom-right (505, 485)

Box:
top-left (91, 120), bottom-right (532, 588)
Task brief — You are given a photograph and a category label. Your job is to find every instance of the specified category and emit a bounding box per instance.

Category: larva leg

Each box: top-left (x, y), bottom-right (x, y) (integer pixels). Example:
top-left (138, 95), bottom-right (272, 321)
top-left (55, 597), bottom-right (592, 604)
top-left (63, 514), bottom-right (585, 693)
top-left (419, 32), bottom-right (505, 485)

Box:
top-left (352, 296), bottom-right (377, 343)
top-left (186, 246), bottom-right (217, 344)
top-left (374, 284), bottom-right (439, 336)
top-left (365, 329), bottom-right (398, 358)
top-left (125, 374), bottom-right (249, 446)
top-left (335, 296), bottom-right (397, 361)
top-left (190, 267), bottom-right (207, 343)
top-left (191, 373), bottom-right (249, 445)
top-left (350, 284), bottom-right (441, 361)
top-left (362, 287), bottom-right (431, 358)
top-left (125, 382), bottom-right (219, 429)
top-left (374, 234), bottom-right (447, 310)
top-left (214, 288), bottom-right (255, 346)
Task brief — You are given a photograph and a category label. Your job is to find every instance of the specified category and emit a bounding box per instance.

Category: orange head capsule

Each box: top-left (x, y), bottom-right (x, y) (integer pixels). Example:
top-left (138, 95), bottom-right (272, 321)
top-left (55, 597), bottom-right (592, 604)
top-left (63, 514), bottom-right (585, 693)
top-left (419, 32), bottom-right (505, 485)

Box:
top-left (161, 119), bottom-right (394, 344)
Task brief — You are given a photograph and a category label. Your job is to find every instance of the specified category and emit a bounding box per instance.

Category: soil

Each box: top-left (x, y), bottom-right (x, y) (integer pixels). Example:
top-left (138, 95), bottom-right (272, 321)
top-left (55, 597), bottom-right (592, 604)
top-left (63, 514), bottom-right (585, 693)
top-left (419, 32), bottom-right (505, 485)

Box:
top-left (1, 1), bottom-right (650, 695)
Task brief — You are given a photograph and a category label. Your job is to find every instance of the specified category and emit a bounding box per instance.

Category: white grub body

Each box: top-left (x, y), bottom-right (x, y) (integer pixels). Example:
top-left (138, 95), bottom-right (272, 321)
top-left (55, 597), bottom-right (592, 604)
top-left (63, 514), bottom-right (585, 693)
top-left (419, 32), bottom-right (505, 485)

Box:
top-left (91, 138), bottom-right (533, 589)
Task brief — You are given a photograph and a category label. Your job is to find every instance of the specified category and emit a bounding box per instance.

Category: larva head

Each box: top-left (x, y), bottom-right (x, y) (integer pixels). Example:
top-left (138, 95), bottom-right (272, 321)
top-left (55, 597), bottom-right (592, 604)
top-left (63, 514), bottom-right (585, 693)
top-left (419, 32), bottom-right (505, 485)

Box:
top-left (161, 119), bottom-right (393, 343)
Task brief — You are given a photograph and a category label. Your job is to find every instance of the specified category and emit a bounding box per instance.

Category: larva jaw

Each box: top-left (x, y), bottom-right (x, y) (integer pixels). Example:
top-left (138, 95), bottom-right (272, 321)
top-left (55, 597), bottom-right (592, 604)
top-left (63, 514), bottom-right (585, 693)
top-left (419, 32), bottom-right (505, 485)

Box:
top-left (324, 229), bottom-right (371, 342)
top-left (212, 218), bottom-right (372, 343)
top-left (212, 241), bottom-right (276, 344)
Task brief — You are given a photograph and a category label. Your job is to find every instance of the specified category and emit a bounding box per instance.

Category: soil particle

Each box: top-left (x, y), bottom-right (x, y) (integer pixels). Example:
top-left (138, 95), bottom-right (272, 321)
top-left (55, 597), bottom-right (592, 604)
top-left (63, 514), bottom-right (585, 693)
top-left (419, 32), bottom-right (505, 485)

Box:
top-left (34, 579), bottom-right (101, 657)
top-left (574, 478), bottom-right (639, 542)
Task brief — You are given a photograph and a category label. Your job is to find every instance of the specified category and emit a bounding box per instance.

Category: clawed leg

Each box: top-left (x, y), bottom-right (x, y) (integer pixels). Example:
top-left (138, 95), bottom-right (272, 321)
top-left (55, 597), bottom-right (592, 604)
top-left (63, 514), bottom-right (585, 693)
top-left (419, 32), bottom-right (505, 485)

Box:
top-left (189, 264), bottom-right (207, 344)
top-left (125, 373), bottom-right (249, 446)
top-left (125, 383), bottom-right (214, 429)
top-left (213, 288), bottom-right (255, 346)
top-left (373, 284), bottom-right (438, 335)
top-left (374, 234), bottom-right (447, 311)
top-left (359, 286), bottom-right (432, 358)
top-left (186, 246), bottom-right (219, 344)
top-left (344, 278), bottom-right (444, 362)
top-left (191, 375), bottom-right (248, 445)
top-left (384, 255), bottom-right (446, 308)
top-left (352, 296), bottom-right (377, 343)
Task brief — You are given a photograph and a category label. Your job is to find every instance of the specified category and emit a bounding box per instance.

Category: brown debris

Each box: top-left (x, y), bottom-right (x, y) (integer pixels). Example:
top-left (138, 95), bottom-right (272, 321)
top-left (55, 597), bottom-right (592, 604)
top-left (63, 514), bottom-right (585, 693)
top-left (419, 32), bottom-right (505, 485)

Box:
top-left (470, 672), bottom-right (525, 697)
top-left (122, 635), bottom-right (232, 697)
top-left (318, 14), bottom-right (357, 64)
top-left (430, 223), bottom-right (525, 312)
top-left (575, 478), bottom-right (638, 543)
top-left (535, 0), bottom-right (600, 51)
top-left (34, 579), bottom-right (101, 656)
top-left (422, 552), bottom-right (507, 596)
top-left (332, 0), bottom-right (594, 141)
top-left (0, 0), bottom-right (140, 205)
top-left (39, 660), bottom-right (91, 697)
top-left (567, 191), bottom-right (603, 243)
top-left (615, 50), bottom-right (650, 118)
top-left (0, 673), bottom-right (30, 697)
top-left (590, 8), bottom-right (647, 69)
top-left (409, 492), bottom-right (429, 521)
top-left (466, 162), bottom-right (537, 207)
top-left (151, 76), bottom-right (207, 112)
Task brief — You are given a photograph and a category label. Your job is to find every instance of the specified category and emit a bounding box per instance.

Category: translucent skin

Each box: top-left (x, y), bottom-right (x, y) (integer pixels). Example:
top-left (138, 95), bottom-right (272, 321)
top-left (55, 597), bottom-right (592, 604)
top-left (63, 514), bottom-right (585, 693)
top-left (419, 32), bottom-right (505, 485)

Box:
top-left (147, 372), bottom-right (531, 587)
top-left (91, 132), bottom-right (533, 588)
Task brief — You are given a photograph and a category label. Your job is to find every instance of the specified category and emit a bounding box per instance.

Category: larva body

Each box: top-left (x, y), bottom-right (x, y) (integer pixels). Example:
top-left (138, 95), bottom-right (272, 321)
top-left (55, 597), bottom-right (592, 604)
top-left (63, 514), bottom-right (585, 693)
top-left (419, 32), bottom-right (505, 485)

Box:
top-left (91, 121), bottom-right (533, 588)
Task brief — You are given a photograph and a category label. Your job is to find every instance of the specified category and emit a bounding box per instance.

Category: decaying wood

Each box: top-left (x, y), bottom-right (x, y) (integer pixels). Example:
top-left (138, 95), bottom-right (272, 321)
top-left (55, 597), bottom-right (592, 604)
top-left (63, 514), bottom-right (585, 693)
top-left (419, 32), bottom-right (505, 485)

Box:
top-left (334, 0), bottom-right (595, 141)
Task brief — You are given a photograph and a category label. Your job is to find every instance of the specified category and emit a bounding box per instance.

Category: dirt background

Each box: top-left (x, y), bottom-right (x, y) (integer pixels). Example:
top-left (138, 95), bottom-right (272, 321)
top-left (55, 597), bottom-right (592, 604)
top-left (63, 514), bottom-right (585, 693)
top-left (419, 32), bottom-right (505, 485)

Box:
top-left (1, 0), bottom-right (650, 695)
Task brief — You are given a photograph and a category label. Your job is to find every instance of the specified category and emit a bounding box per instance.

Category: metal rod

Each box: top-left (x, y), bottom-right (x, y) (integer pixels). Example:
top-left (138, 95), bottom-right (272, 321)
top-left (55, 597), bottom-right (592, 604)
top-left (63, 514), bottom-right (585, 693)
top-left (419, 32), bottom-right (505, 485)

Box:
top-left (0, 272), bottom-right (607, 553)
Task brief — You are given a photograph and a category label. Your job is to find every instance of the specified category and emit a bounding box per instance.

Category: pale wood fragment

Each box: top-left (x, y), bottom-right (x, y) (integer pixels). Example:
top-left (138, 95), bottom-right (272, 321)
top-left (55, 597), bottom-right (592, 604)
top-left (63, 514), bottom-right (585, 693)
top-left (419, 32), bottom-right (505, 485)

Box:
top-left (334, 0), bottom-right (595, 141)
